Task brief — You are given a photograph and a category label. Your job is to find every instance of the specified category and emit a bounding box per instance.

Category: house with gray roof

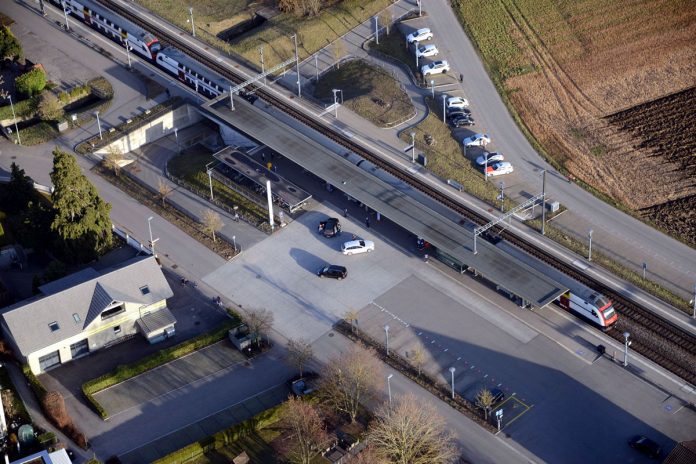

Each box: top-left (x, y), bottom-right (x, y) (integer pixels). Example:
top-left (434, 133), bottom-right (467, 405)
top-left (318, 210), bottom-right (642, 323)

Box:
top-left (0, 256), bottom-right (175, 374)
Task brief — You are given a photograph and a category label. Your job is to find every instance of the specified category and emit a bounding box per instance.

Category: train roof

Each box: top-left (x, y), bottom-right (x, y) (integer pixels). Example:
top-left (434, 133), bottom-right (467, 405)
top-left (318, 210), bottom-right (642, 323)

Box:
top-left (75, 0), bottom-right (158, 44)
top-left (158, 47), bottom-right (231, 88)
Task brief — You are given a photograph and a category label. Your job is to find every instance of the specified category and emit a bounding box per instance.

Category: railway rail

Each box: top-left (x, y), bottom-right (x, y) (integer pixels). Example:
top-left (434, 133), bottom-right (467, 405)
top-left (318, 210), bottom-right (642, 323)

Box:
top-left (95, 0), bottom-right (696, 386)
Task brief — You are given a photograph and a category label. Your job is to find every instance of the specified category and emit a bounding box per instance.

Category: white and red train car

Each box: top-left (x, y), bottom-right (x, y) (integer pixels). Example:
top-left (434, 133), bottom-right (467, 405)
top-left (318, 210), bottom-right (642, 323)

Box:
top-left (558, 289), bottom-right (618, 328)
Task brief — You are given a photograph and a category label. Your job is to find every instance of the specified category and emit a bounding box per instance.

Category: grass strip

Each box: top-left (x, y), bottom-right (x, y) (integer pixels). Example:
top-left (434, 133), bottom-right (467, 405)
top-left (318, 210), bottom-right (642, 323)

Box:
top-left (83, 317), bottom-right (240, 419)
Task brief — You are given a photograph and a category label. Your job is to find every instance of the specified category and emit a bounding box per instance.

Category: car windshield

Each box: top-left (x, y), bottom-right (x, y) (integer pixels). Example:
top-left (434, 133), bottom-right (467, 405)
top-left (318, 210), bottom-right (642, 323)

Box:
top-left (602, 305), bottom-right (616, 320)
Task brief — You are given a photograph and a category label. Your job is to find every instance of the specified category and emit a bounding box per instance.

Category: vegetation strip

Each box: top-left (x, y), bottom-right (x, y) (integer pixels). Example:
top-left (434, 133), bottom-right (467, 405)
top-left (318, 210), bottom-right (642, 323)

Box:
top-left (83, 318), bottom-right (240, 419)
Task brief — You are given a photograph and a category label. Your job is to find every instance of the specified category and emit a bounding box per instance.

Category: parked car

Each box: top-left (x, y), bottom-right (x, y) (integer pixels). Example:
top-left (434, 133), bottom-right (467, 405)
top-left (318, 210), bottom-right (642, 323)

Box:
top-left (451, 115), bottom-right (475, 127)
top-left (628, 436), bottom-right (661, 459)
top-left (447, 96), bottom-right (469, 109)
top-left (463, 133), bottom-right (491, 147)
top-left (291, 378), bottom-right (316, 397)
top-left (341, 239), bottom-right (375, 255)
top-left (416, 44), bottom-right (439, 58)
top-left (476, 152), bottom-right (505, 165)
top-left (484, 161), bottom-right (514, 176)
top-left (407, 28), bottom-right (433, 43)
top-left (421, 60), bottom-right (450, 76)
top-left (447, 108), bottom-right (472, 119)
top-left (318, 218), bottom-right (341, 237)
top-left (317, 265), bottom-right (348, 280)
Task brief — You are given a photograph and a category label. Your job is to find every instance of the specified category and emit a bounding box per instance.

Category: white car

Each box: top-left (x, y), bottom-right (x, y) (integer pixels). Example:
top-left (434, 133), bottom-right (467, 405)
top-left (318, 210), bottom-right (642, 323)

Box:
top-left (447, 96), bottom-right (469, 109)
top-left (407, 28), bottom-right (433, 43)
top-left (462, 133), bottom-right (491, 147)
top-left (341, 239), bottom-right (375, 255)
top-left (484, 161), bottom-right (514, 176)
top-left (421, 60), bottom-right (450, 76)
top-left (476, 152), bottom-right (504, 166)
top-left (416, 44), bottom-right (439, 58)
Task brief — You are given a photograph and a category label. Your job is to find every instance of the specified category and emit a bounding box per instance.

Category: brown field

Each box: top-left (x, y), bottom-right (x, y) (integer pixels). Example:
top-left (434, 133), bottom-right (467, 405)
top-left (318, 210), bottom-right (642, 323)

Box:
top-left (454, 0), bottom-right (696, 243)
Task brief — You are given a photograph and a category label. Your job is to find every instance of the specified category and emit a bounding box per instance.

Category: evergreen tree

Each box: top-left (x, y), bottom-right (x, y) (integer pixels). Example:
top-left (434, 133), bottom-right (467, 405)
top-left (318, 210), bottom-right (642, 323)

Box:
top-left (50, 148), bottom-right (112, 261)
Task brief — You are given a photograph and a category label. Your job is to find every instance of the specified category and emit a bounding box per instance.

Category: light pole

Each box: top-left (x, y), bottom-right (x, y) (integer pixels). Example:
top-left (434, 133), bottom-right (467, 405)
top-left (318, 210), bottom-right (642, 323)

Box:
top-left (314, 54), bottom-right (319, 82)
top-left (417, 0), bottom-right (422, 16)
top-left (692, 284), bottom-right (696, 319)
top-left (173, 127), bottom-right (179, 153)
top-left (484, 155), bottom-right (489, 182)
top-left (6, 96), bottom-right (20, 145)
top-left (332, 89), bottom-right (340, 118)
top-left (499, 181), bottom-right (505, 212)
top-left (411, 132), bottom-right (416, 163)
top-left (414, 41), bottom-right (419, 69)
top-left (124, 43), bottom-right (132, 69)
top-left (642, 262), bottom-right (647, 280)
top-left (374, 16), bottom-right (379, 44)
top-left (384, 324), bottom-right (390, 355)
top-left (387, 373), bottom-right (393, 407)
top-left (259, 46), bottom-right (265, 86)
top-left (442, 94), bottom-right (446, 123)
top-left (188, 7), bottom-right (196, 37)
top-left (95, 110), bottom-right (102, 140)
top-left (449, 367), bottom-right (456, 399)
top-left (588, 229), bottom-right (593, 261)
top-left (430, 79), bottom-right (435, 98)
top-left (232, 235), bottom-right (237, 252)
top-left (623, 332), bottom-right (631, 367)
top-left (291, 34), bottom-right (301, 98)
top-left (147, 216), bottom-right (159, 257)
top-left (62, 3), bottom-right (70, 30)
top-left (541, 169), bottom-right (547, 235)
top-left (205, 161), bottom-right (215, 201)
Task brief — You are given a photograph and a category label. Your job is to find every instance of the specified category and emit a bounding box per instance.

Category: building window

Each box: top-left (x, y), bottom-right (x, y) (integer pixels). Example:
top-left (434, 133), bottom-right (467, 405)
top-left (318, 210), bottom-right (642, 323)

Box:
top-left (101, 305), bottom-right (125, 320)
top-left (113, 326), bottom-right (121, 334)
top-left (48, 321), bottom-right (60, 332)
top-left (140, 285), bottom-right (150, 295)
top-left (73, 313), bottom-right (81, 323)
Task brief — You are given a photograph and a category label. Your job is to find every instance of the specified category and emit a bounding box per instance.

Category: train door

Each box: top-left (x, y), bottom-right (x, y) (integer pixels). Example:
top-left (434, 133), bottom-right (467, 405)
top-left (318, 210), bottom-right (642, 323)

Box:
top-left (82, 6), bottom-right (91, 25)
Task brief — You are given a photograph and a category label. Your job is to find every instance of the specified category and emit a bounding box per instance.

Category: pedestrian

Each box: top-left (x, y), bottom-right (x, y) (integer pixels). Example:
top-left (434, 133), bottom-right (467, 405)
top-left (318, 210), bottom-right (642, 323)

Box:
top-left (343, 208), bottom-right (348, 218)
top-left (234, 212), bottom-right (240, 222)
top-left (365, 217), bottom-right (370, 228)
top-left (459, 73), bottom-right (463, 82)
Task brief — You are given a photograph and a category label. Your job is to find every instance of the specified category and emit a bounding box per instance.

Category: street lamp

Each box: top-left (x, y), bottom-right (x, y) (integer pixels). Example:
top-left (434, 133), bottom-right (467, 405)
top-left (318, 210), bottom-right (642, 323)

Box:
top-left (332, 89), bottom-right (341, 118)
top-left (692, 284), bottom-right (696, 319)
top-left (374, 16), bottom-right (379, 45)
top-left (384, 324), bottom-right (390, 355)
top-left (430, 79), bottom-right (435, 98)
top-left (232, 235), bottom-right (237, 253)
top-left (387, 373), bottom-right (393, 407)
top-left (61, 3), bottom-right (70, 30)
top-left (173, 127), bottom-right (179, 153)
top-left (147, 216), bottom-right (159, 257)
top-left (95, 110), bottom-right (102, 140)
top-left (188, 7), bottom-right (196, 37)
top-left (417, 0), bottom-right (422, 16)
top-left (499, 181), bottom-right (505, 212)
top-left (259, 46), bottom-right (265, 85)
top-left (6, 96), bottom-right (20, 145)
top-left (205, 161), bottom-right (215, 201)
top-left (291, 34), bottom-right (300, 98)
top-left (414, 41), bottom-right (419, 68)
top-left (541, 169), bottom-right (547, 236)
top-left (623, 332), bottom-right (631, 367)
top-left (588, 229), bottom-right (594, 261)
top-left (124, 43), bottom-right (132, 69)
top-left (449, 367), bottom-right (456, 399)
top-left (442, 94), bottom-right (446, 123)
top-left (410, 132), bottom-right (416, 163)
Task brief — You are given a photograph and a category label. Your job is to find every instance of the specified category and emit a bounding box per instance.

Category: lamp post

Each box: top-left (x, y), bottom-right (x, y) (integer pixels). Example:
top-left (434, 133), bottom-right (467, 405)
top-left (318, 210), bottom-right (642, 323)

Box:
top-left (384, 324), bottom-right (390, 355)
top-left (414, 41), bottom-right (419, 69)
top-left (430, 79), bottom-right (435, 98)
top-left (124, 43), bottom-right (132, 69)
top-left (449, 367), bottom-right (456, 399)
top-left (6, 96), bottom-right (20, 145)
top-left (623, 332), bottom-right (631, 367)
top-left (62, 3), bottom-right (70, 30)
top-left (410, 132), bottom-right (416, 163)
top-left (147, 216), bottom-right (159, 257)
top-left (188, 7), bottom-right (196, 37)
top-left (588, 229), bottom-right (593, 261)
top-left (442, 94), bottom-right (446, 123)
top-left (332, 89), bottom-right (340, 118)
top-left (387, 373), bottom-right (393, 407)
top-left (95, 110), bottom-right (102, 140)
top-left (484, 155), bottom-right (489, 182)
top-left (232, 235), bottom-right (237, 252)
top-left (499, 181), bottom-right (505, 212)
top-left (173, 127), bottom-right (179, 153)
top-left (259, 46), bottom-right (265, 86)
top-left (374, 16), bottom-right (379, 45)
top-left (693, 284), bottom-right (696, 319)
top-left (541, 169), bottom-right (547, 235)
top-left (205, 161), bottom-right (215, 201)
top-left (291, 34), bottom-right (300, 98)
top-left (417, 0), bottom-right (422, 16)
top-left (642, 262), bottom-right (647, 280)
top-left (314, 54), bottom-right (319, 82)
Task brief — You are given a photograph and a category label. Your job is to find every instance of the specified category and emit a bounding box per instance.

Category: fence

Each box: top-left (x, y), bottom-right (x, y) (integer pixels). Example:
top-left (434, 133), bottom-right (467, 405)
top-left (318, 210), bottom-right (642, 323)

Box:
top-left (111, 224), bottom-right (152, 255)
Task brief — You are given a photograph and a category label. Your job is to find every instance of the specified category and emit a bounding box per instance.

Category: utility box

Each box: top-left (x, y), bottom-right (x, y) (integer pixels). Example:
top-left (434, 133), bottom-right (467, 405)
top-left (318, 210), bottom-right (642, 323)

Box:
top-left (57, 121), bottom-right (69, 132)
top-left (547, 201), bottom-right (560, 213)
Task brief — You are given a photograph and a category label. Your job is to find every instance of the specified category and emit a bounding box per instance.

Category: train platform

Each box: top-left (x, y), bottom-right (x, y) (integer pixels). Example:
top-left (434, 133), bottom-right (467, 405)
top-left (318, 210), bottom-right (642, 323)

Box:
top-left (200, 94), bottom-right (566, 308)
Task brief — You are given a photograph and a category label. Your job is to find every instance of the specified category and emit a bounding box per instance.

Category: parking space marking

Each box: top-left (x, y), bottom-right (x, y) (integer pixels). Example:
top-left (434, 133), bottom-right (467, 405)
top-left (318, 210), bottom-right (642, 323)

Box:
top-left (494, 396), bottom-right (533, 429)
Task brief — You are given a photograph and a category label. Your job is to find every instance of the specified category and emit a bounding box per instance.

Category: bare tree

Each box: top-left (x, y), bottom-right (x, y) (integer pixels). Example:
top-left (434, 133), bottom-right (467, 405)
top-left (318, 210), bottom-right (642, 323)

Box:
top-left (102, 145), bottom-right (123, 177)
top-left (411, 345), bottom-right (426, 376)
top-left (333, 39), bottom-right (346, 69)
top-left (319, 343), bottom-right (381, 422)
top-left (287, 338), bottom-right (313, 377)
top-left (369, 393), bottom-right (458, 464)
top-left (343, 309), bottom-right (359, 334)
top-left (280, 396), bottom-right (332, 464)
top-left (475, 388), bottom-right (495, 420)
top-left (379, 9), bottom-right (393, 36)
top-left (243, 307), bottom-right (275, 347)
top-left (350, 445), bottom-right (385, 464)
top-left (201, 208), bottom-right (223, 243)
top-left (305, 0), bottom-right (322, 16)
top-left (157, 178), bottom-right (173, 207)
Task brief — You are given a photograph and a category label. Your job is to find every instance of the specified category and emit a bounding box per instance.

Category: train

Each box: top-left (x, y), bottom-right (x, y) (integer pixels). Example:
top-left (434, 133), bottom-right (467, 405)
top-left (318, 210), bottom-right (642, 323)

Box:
top-left (48, 0), bottom-right (231, 98)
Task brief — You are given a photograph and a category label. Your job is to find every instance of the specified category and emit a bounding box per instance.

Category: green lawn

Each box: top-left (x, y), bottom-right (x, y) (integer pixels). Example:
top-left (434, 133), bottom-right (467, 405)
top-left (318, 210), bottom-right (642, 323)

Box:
top-left (370, 28), bottom-right (420, 77)
top-left (315, 60), bottom-right (414, 127)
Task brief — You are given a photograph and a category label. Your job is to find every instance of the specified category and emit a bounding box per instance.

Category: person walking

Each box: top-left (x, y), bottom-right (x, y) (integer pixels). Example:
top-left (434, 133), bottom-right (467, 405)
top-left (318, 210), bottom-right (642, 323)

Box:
top-left (343, 208), bottom-right (348, 218)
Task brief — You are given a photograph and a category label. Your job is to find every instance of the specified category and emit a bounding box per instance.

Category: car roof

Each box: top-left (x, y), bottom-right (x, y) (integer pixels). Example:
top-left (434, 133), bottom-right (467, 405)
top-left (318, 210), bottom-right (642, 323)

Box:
top-left (417, 28), bottom-right (431, 33)
top-left (328, 265), bottom-right (347, 271)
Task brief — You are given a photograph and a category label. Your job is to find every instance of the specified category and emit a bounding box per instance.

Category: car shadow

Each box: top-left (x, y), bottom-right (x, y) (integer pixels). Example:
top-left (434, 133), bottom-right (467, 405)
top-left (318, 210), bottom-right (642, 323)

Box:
top-left (289, 247), bottom-right (329, 275)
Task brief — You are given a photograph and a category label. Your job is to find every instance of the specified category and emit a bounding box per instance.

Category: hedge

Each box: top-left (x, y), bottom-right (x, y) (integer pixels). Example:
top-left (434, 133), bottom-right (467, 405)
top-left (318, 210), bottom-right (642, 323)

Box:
top-left (22, 364), bottom-right (47, 401)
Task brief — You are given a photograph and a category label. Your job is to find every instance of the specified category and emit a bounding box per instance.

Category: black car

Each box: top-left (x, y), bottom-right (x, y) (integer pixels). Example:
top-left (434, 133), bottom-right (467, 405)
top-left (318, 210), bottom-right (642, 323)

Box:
top-left (318, 218), bottom-right (341, 237)
top-left (317, 265), bottom-right (348, 280)
top-left (447, 111), bottom-right (473, 122)
top-left (628, 436), bottom-right (661, 459)
top-left (447, 106), bottom-right (472, 115)
top-left (451, 115), bottom-right (475, 127)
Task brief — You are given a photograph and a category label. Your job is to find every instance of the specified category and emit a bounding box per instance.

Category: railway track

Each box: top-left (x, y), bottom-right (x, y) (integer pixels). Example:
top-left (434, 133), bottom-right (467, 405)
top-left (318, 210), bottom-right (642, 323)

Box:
top-left (97, 0), bottom-right (696, 386)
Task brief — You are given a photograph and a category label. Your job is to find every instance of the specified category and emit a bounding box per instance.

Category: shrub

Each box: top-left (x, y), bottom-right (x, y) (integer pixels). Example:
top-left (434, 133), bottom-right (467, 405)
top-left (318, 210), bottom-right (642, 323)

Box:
top-left (37, 431), bottom-right (57, 446)
top-left (22, 364), bottom-right (47, 400)
top-left (37, 92), bottom-right (64, 121)
top-left (0, 26), bottom-right (22, 61)
top-left (64, 422), bottom-right (88, 449)
top-left (42, 391), bottom-right (70, 428)
top-left (15, 67), bottom-right (46, 97)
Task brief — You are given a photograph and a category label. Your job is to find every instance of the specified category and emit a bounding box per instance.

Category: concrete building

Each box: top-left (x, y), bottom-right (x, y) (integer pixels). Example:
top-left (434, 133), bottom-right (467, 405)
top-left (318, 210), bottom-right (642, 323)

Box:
top-left (0, 256), bottom-right (174, 374)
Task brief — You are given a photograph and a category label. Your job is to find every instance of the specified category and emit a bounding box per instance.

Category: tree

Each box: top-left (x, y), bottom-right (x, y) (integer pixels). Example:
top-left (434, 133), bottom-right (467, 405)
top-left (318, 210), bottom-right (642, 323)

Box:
top-left (102, 145), bottom-right (123, 177)
top-left (343, 309), bottom-right (359, 334)
top-left (0, 26), bottom-right (23, 62)
top-left (50, 148), bottom-right (112, 261)
top-left (157, 178), bottom-right (173, 207)
top-left (201, 208), bottom-right (223, 243)
top-left (305, 0), bottom-right (322, 16)
top-left (319, 343), bottom-right (381, 422)
top-left (37, 92), bottom-right (64, 121)
top-left (475, 388), bottom-right (495, 420)
top-left (42, 391), bottom-right (70, 428)
top-left (243, 307), bottom-right (274, 347)
top-left (333, 39), bottom-right (346, 69)
top-left (280, 396), bottom-right (331, 464)
top-left (379, 9), bottom-right (393, 36)
top-left (411, 345), bottom-right (426, 377)
top-left (286, 338), bottom-right (313, 377)
top-left (2, 162), bottom-right (34, 214)
top-left (369, 393), bottom-right (458, 464)
top-left (15, 67), bottom-right (46, 97)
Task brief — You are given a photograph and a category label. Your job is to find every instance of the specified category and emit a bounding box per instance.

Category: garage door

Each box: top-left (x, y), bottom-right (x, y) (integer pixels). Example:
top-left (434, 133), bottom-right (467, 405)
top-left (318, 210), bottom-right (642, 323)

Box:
top-left (38, 351), bottom-right (61, 371)
top-left (70, 339), bottom-right (89, 359)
